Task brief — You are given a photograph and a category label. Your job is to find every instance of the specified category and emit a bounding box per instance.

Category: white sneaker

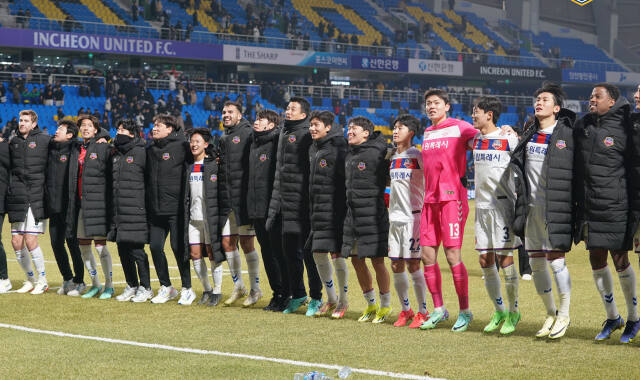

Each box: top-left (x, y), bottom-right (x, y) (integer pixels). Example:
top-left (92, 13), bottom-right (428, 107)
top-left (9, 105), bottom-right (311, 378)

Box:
top-left (535, 315), bottom-right (556, 338)
top-left (67, 283), bottom-right (86, 297)
top-left (131, 286), bottom-right (153, 303)
top-left (243, 288), bottom-right (263, 307)
top-left (522, 274), bottom-right (532, 281)
top-left (57, 280), bottom-right (74, 295)
top-left (151, 285), bottom-right (178, 304)
top-left (116, 285), bottom-right (137, 302)
top-left (177, 287), bottom-right (196, 305)
top-left (31, 277), bottom-right (49, 295)
top-left (224, 285), bottom-right (248, 306)
top-left (549, 315), bottom-right (570, 339)
top-left (0, 279), bottom-right (12, 293)
top-left (16, 280), bottom-right (35, 294)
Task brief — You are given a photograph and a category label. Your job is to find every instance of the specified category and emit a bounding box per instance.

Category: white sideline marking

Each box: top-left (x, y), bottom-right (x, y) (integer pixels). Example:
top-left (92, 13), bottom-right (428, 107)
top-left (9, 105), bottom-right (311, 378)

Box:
top-left (0, 323), bottom-right (441, 380)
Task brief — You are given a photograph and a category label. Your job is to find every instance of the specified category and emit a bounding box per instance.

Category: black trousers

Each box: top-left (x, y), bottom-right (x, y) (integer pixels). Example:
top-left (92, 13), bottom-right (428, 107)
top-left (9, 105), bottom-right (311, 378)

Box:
top-left (282, 225), bottom-right (322, 300)
top-left (49, 212), bottom-right (84, 283)
top-left (254, 217), bottom-right (289, 298)
top-left (117, 242), bottom-right (150, 289)
top-left (0, 215), bottom-right (7, 280)
top-left (148, 213), bottom-right (191, 288)
top-left (518, 242), bottom-right (531, 276)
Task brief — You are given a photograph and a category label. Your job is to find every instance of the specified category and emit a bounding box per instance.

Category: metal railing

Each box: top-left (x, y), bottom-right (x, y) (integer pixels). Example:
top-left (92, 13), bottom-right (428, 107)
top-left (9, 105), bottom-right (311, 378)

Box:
top-left (0, 71), bottom-right (105, 86)
top-left (146, 78), bottom-right (257, 94)
top-left (6, 16), bottom-right (638, 73)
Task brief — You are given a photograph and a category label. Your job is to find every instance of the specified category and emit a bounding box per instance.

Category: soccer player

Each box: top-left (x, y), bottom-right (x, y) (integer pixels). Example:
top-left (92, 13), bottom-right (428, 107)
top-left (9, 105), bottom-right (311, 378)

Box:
top-left (470, 96), bottom-right (522, 334)
top-left (342, 117), bottom-right (392, 324)
top-left (307, 110), bottom-right (349, 318)
top-left (417, 89), bottom-right (478, 332)
top-left (248, 110), bottom-right (290, 311)
top-left (267, 97), bottom-right (323, 316)
top-left (67, 115), bottom-right (114, 299)
top-left (8, 110), bottom-right (50, 294)
top-left (218, 101), bottom-right (261, 306)
top-left (387, 114), bottom-right (429, 328)
top-left (574, 83), bottom-right (639, 343)
top-left (110, 119), bottom-right (152, 303)
top-left (48, 120), bottom-right (85, 296)
top-left (185, 128), bottom-right (225, 306)
top-left (509, 83), bottom-right (574, 339)
top-left (146, 114), bottom-right (194, 305)
top-left (0, 134), bottom-right (10, 293)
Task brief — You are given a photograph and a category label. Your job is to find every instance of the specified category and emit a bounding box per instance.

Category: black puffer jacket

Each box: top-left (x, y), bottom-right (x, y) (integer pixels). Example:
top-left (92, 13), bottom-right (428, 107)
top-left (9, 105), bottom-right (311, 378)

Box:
top-left (66, 138), bottom-right (112, 238)
top-left (629, 112), bottom-right (640, 243)
top-left (7, 127), bottom-right (50, 223)
top-left (267, 118), bottom-right (313, 234)
top-left (184, 155), bottom-right (224, 263)
top-left (574, 97), bottom-right (631, 250)
top-left (341, 131), bottom-right (390, 258)
top-left (108, 137), bottom-right (148, 244)
top-left (218, 118), bottom-right (252, 226)
top-left (0, 139), bottom-right (10, 215)
top-left (510, 109), bottom-right (576, 251)
top-left (247, 126), bottom-right (280, 221)
top-left (306, 126), bottom-right (347, 252)
top-left (46, 140), bottom-right (73, 215)
top-left (146, 131), bottom-right (190, 216)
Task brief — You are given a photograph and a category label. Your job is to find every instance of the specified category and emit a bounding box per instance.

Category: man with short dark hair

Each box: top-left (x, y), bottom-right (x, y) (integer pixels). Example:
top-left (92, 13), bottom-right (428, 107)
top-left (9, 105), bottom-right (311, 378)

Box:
top-left (267, 96), bottom-right (323, 315)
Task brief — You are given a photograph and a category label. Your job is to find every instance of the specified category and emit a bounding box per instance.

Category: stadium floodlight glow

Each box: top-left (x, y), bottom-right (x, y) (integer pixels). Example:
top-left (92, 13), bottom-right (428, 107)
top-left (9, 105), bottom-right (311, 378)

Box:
top-left (570, 0), bottom-right (593, 6)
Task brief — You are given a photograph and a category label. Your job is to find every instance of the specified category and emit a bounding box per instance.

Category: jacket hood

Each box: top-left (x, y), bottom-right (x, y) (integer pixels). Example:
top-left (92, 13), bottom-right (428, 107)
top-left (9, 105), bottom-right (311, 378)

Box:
top-left (96, 127), bottom-right (111, 141)
top-left (313, 125), bottom-right (345, 147)
top-left (531, 108), bottom-right (576, 133)
top-left (350, 130), bottom-right (387, 153)
top-left (283, 117), bottom-right (309, 132)
top-left (153, 130), bottom-right (185, 148)
top-left (50, 139), bottom-right (73, 150)
top-left (115, 136), bottom-right (145, 154)
top-left (19, 126), bottom-right (43, 139)
top-left (253, 126), bottom-right (280, 145)
top-left (595, 96), bottom-right (630, 126)
top-left (224, 118), bottom-right (251, 134)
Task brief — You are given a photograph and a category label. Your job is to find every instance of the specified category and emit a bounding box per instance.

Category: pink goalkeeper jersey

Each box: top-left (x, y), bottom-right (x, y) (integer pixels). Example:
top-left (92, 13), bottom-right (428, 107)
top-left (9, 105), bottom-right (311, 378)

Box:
top-left (421, 117), bottom-right (477, 203)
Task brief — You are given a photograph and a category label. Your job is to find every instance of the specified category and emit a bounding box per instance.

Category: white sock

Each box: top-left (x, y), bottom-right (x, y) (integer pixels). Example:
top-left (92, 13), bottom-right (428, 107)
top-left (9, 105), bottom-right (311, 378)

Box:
top-left (550, 257), bottom-right (571, 318)
top-left (502, 263), bottom-right (519, 313)
top-left (618, 265), bottom-right (639, 321)
top-left (79, 244), bottom-right (100, 287)
top-left (363, 289), bottom-right (376, 306)
top-left (245, 250), bottom-right (260, 292)
top-left (193, 259), bottom-right (212, 292)
top-left (16, 248), bottom-right (35, 281)
top-left (29, 246), bottom-right (46, 281)
top-left (334, 257), bottom-right (349, 304)
top-left (393, 271), bottom-right (411, 311)
top-left (225, 250), bottom-right (245, 288)
top-left (211, 261), bottom-right (223, 294)
top-left (95, 245), bottom-right (113, 288)
top-left (380, 291), bottom-right (391, 308)
top-left (482, 266), bottom-right (505, 312)
top-left (593, 265), bottom-right (619, 320)
top-left (410, 269), bottom-right (428, 315)
top-left (314, 252), bottom-right (337, 304)
top-left (530, 257), bottom-right (556, 316)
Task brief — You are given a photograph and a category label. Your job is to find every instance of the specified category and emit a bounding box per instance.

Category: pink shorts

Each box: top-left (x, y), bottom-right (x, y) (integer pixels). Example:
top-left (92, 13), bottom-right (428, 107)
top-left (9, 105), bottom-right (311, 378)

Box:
top-left (420, 200), bottom-right (469, 249)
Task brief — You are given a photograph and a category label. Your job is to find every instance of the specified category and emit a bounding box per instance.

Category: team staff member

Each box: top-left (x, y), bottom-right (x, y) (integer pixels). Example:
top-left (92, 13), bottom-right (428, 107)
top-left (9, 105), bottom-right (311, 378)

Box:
top-left (574, 83), bottom-right (639, 343)
top-left (307, 110), bottom-right (349, 318)
top-left (146, 114), bottom-right (194, 305)
top-left (342, 117), bottom-right (392, 324)
top-left (248, 110), bottom-right (290, 311)
top-left (184, 128), bottom-right (225, 306)
top-left (267, 97), bottom-right (323, 315)
top-left (218, 101), bottom-right (261, 306)
top-left (8, 110), bottom-right (50, 295)
top-left (48, 120), bottom-right (84, 296)
top-left (67, 115), bottom-right (114, 299)
top-left (110, 120), bottom-right (153, 303)
top-left (0, 134), bottom-right (10, 293)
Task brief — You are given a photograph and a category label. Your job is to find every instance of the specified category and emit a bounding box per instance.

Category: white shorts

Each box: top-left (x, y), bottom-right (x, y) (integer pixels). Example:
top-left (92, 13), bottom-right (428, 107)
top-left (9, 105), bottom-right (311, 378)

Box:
top-left (475, 208), bottom-right (521, 255)
top-left (76, 208), bottom-right (106, 240)
top-left (11, 208), bottom-right (46, 235)
top-left (388, 219), bottom-right (421, 260)
top-left (525, 206), bottom-right (563, 254)
top-left (221, 211), bottom-right (255, 237)
top-left (189, 220), bottom-right (211, 245)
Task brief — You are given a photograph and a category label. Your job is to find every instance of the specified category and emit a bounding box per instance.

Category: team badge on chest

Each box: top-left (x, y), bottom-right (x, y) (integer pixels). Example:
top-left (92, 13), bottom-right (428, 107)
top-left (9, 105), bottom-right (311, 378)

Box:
top-left (357, 161), bottom-right (366, 171)
top-left (89, 152), bottom-right (98, 160)
top-left (288, 135), bottom-right (296, 143)
top-left (28, 141), bottom-right (36, 149)
top-left (603, 136), bottom-right (614, 147)
top-left (232, 136), bottom-right (241, 144)
top-left (210, 174), bottom-right (217, 182)
top-left (59, 154), bottom-right (67, 162)
top-left (319, 159), bottom-right (327, 168)
top-left (126, 156), bottom-right (134, 164)
top-left (162, 152), bottom-right (170, 160)
top-left (556, 140), bottom-right (566, 149)
top-left (259, 153), bottom-right (267, 161)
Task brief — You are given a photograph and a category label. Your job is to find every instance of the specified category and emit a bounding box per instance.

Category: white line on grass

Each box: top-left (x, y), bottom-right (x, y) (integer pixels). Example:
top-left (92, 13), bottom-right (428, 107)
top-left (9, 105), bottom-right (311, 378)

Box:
top-left (0, 323), bottom-right (441, 380)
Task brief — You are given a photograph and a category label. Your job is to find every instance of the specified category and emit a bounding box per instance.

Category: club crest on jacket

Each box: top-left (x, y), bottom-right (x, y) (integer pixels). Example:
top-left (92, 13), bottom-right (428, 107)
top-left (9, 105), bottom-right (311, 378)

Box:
top-left (59, 154), bottom-right (67, 162)
top-left (603, 136), bottom-right (614, 147)
top-left (162, 152), bottom-right (170, 160)
top-left (89, 152), bottom-right (98, 160)
top-left (357, 161), bottom-right (366, 171)
top-left (259, 153), bottom-right (267, 162)
top-left (210, 174), bottom-right (217, 182)
top-left (126, 156), bottom-right (134, 164)
top-left (556, 140), bottom-right (566, 149)
top-left (288, 135), bottom-right (296, 143)
top-left (28, 141), bottom-right (36, 149)
top-left (232, 136), bottom-right (241, 144)
top-left (319, 159), bottom-right (327, 168)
